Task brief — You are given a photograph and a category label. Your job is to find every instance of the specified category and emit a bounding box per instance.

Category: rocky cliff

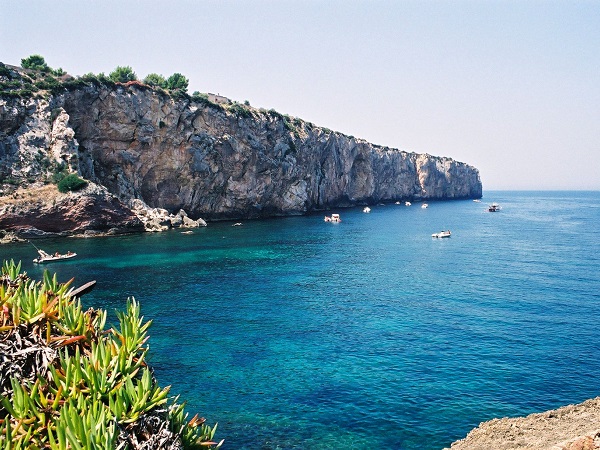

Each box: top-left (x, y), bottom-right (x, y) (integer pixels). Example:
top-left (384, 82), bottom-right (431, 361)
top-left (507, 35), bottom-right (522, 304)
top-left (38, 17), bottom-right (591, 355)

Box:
top-left (1, 65), bottom-right (482, 235)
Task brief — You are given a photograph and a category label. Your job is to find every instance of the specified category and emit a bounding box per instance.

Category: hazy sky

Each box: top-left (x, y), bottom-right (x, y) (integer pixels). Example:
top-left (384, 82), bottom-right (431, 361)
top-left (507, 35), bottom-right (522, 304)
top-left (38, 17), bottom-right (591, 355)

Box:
top-left (2, 0), bottom-right (598, 190)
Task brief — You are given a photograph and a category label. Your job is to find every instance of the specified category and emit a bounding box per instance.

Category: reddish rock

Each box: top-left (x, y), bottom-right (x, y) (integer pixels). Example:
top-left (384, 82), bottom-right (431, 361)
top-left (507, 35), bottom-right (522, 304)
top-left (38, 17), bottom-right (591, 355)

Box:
top-left (0, 184), bottom-right (143, 237)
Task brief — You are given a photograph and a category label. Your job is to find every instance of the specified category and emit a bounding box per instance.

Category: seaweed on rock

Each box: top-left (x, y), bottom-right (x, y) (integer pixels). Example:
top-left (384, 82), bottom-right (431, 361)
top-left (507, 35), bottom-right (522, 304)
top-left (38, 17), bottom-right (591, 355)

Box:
top-left (0, 259), bottom-right (221, 449)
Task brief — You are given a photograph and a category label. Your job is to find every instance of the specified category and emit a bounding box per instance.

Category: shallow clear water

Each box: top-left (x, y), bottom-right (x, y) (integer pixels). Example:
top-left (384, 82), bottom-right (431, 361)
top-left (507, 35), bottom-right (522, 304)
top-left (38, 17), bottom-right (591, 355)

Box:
top-left (3, 191), bottom-right (600, 449)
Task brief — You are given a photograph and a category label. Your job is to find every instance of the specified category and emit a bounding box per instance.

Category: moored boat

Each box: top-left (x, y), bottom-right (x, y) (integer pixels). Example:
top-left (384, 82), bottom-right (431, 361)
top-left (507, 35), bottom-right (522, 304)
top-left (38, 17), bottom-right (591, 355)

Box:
top-left (324, 213), bottom-right (341, 223)
top-left (421, 203), bottom-right (428, 209)
top-left (405, 201), bottom-right (411, 206)
top-left (33, 249), bottom-right (77, 264)
top-left (363, 207), bottom-right (371, 213)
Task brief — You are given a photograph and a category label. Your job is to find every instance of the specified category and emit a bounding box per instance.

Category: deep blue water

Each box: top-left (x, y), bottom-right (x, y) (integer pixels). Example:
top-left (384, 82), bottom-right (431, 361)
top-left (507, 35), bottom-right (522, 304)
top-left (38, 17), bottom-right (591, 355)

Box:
top-left (2, 191), bottom-right (600, 449)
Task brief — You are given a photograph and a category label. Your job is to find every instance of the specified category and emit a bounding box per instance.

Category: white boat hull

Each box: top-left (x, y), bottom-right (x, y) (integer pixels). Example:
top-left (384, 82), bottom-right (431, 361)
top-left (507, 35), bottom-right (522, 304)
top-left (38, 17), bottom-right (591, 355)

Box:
top-left (33, 251), bottom-right (77, 264)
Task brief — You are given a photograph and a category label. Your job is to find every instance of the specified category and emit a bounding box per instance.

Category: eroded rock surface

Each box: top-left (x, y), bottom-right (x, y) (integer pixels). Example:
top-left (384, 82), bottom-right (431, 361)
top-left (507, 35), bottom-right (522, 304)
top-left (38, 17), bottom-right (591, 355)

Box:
top-left (1, 69), bottom-right (482, 237)
top-left (447, 398), bottom-right (600, 450)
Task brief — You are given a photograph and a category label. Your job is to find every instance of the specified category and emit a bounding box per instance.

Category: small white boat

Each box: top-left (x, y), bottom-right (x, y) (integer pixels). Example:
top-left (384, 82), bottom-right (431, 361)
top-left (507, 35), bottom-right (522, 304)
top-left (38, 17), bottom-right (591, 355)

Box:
top-left (405, 201), bottom-right (411, 206)
top-left (395, 201), bottom-right (401, 205)
top-left (488, 203), bottom-right (501, 212)
top-left (421, 203), bottom-right (428, 209)
top-left (33, 249), bottom-right (77, 264)
top-left (473, 199), bottom-right (481, 203)
top-left (324, 213), bottom-right (341, 223)
top-left (181, 230), bottom-right (194, 234)
top-left (432, 230), bottom-right (451, 238)
top-left (363, 207), bottom-right (371, 213)
top-left (232, 222), bottom-right (243, 226)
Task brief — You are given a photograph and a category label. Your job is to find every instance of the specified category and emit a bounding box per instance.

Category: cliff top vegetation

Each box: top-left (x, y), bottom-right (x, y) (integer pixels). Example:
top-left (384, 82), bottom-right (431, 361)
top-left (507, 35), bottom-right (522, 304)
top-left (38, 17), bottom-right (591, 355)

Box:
top-left (0, 55), bottom-right (345, 141)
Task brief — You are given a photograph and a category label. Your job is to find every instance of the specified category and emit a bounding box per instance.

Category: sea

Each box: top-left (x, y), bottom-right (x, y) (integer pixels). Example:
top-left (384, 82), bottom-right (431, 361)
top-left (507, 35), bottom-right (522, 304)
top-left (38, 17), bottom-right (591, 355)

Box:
top-left (2, 191), bottom-right (600, 449)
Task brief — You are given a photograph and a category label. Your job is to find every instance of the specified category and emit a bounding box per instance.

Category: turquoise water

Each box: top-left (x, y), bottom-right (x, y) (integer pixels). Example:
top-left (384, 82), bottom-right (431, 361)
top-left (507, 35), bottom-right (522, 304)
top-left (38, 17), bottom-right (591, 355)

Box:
top-left (3, 191), bottom-right (600, 449)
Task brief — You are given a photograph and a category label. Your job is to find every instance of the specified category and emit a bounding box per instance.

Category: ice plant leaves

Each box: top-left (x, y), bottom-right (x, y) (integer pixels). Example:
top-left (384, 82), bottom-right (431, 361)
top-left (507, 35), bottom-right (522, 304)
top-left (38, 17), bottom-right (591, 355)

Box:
top-left (0, 260), bottom-right (221, 449)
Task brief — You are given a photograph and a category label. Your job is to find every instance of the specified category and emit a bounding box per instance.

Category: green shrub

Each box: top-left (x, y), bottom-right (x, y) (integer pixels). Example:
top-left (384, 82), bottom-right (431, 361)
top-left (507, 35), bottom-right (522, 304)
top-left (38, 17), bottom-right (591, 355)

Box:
top-left (35, 75), bottom-right (62, 94)
top-left (0, 62), bottom-right (11, 77)
top-left (21, 54), bottom-right (50, 72)
top-left (144, 73), bottom-right (168, 88)
top-left (166, 72), bottom-right (189, 92)
top-left (229, 103), bottom-right (253, 119)
top-left (57, 173), bottom-right (87, 193)
top-left (170, 89), bottom-right (190, 101)
top-left (109, 66), bottom-right (137, 83)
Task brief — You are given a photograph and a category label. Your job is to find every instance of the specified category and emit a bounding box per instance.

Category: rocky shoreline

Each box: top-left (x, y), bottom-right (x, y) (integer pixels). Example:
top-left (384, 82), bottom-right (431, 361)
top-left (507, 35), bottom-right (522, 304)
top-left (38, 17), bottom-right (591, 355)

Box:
top-left (0, 183), bottom-right (206, 241)
top-left (447, 398), bottom-right (600, 450)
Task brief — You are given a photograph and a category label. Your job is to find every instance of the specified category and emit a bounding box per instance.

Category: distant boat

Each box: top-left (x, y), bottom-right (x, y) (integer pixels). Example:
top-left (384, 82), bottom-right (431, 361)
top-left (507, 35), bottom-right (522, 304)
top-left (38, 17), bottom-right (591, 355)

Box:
top-left (432, 230), bottom-right (451, 238)
top-left (33, 249), bottom-right (77, 264)
top-left (405, 201), bottom-right (411, 206)
top-left (395, 201), bottom-right (401, 205)
top-left (421, 203), bottom-right (428, 209)
top-left (488, 203), bottom-right (501, 212)
top-left (473, 199), bottom-right (481, 203)
top-left (363, 207), bottom-right (371, 213)
top-left (181, 230), bottom-right (194, 234)
top-left (232, 223), bottom-right (243, 226)
top-left (324, 213), bottom-right (341, 223)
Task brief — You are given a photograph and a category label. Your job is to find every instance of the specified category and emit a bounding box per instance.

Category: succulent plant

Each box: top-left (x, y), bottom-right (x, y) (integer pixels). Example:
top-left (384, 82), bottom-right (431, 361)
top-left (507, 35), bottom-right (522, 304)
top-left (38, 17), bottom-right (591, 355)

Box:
top-left (0, 259), bottom-right (222, 449)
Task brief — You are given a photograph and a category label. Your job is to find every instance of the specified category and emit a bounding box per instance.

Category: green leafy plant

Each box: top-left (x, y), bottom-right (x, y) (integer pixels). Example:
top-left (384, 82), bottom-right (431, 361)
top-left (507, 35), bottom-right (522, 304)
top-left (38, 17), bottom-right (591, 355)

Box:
top-left (21, 54), bottom-right (50, 72)
top-left (144, 73), bottom-right (168, 88)
top-left (166, 72), bottom-right (189, 92)
top-left (57, 173), bottom-right (87, 193)
top-left (109, 66), bottom-right (137, 83)
top-left (0, 260), bottom-right (222, 449)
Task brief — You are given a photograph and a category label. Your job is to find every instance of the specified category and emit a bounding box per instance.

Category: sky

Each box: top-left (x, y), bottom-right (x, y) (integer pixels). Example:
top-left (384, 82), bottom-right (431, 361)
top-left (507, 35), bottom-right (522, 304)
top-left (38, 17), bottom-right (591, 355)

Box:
top-left (1, 0), bottom-right (599, 190)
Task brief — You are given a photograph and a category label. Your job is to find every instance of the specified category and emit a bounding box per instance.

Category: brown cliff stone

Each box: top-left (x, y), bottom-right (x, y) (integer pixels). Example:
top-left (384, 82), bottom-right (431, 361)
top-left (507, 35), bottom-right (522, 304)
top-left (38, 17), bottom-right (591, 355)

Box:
top-left (0, 184), bottom-right (143, 237)
top-left (447, 398), bottom-right (600, 450)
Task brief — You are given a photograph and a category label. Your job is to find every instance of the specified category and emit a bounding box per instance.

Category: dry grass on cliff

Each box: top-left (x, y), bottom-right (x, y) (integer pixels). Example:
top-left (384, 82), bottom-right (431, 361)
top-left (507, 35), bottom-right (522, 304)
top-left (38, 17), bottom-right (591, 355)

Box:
top-left (0, 184), bottom-right (60, 207)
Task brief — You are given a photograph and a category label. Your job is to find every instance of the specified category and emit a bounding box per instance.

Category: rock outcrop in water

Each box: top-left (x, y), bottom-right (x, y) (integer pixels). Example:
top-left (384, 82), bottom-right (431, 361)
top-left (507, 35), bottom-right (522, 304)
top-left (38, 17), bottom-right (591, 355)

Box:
top-left (0, 64), bottom-right (482, 236)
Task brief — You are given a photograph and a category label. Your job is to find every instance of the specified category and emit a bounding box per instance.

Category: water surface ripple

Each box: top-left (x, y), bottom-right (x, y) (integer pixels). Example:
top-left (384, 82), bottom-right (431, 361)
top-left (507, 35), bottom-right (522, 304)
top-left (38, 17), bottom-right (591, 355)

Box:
top-left (3, 191), bottom-right (600, 449)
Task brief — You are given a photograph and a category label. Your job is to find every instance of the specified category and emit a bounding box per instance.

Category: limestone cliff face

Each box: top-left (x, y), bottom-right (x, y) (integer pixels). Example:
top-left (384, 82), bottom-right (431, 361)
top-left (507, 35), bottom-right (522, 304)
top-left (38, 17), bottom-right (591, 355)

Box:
top-left (1, 81), bottom-right (482, 226)
top-left (61, 84), bottom-right (481, 219)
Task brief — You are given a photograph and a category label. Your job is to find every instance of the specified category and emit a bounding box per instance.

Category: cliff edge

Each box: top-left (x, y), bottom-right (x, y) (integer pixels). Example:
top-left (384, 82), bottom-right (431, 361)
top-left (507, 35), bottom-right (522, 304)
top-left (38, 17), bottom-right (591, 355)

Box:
top-left (1, 63), bottom-right (482, 236)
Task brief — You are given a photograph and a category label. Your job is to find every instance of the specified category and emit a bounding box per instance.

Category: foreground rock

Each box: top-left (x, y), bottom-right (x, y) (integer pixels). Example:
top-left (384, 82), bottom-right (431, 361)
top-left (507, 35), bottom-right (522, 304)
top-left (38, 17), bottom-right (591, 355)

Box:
top-left (447, 398), bottom-right (600, 450)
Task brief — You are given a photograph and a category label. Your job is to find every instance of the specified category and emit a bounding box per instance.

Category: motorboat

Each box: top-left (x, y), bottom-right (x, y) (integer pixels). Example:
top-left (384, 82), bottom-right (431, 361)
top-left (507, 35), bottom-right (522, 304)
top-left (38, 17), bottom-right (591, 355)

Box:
top-left (421, 203), bottom-right (428, 209)
top-left (363, 207), bottom-right (371, 213)
top-left (488, 203), bottom-right (501, 212)
top-left (232, 223), bottom-right (243, 226)
top-left (33, 249), bottom-right (77, 264)
top-left (473, 199), bottom-right (481, 203)
top-left (432, 230), bottom-right (451, 238)
top-left (405, 201), bottom-right (411, 206)
top-left (324, 213), bottom-right (341, 223)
